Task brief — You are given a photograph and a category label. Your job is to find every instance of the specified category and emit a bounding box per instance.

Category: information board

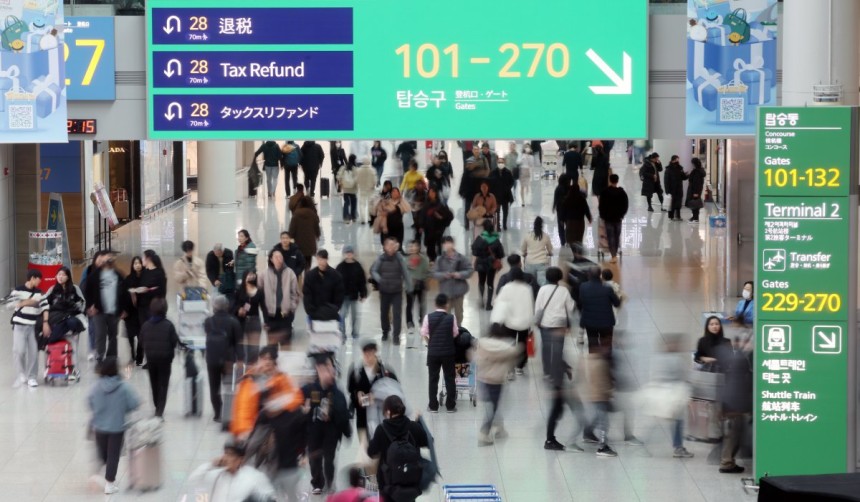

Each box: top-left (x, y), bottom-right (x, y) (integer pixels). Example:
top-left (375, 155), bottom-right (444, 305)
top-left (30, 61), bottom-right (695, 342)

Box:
top-left (754, 107), bottom-right (857, 479)
top-left (146, 0), bottom-right (648, 140)
top-left (64, 17), bottom-right (116, 101)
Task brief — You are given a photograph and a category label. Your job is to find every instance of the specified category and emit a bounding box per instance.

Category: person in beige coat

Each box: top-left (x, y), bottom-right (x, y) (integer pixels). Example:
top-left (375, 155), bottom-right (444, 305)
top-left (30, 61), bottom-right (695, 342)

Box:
top-left (355, 159), bottom-right (378, 225)
top-left (174, 240), bottom-right (208, 290)
top-left (475, 324), bottom-right (521, 446)
top-left (258, 249), bottom-right (300, 349)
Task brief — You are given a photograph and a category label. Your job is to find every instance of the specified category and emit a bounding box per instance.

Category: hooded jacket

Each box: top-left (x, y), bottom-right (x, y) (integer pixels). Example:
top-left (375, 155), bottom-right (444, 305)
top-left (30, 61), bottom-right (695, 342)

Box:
top-left (255, 141), bottom-right (284, 166)
top-left (173, 255), bottom-right (208, 289)
top-left (471, 232), bottom-right (504, 273)
top-left (88, 375), bottom-right (141, 433)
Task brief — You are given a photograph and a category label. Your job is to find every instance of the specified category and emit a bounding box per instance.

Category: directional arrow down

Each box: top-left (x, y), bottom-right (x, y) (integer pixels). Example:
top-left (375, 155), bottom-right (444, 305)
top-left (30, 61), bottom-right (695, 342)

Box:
top-left (164, 102), bottom-right (182, 121)
top-left (586, 49), bottom-right (632, 95)
top-left (816, 331), bottom-right (837, 349)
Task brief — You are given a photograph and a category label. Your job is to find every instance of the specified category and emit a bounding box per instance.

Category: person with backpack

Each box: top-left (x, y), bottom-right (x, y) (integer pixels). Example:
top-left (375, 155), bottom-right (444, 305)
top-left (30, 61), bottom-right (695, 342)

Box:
top-left (421, 294), bottom-right (460, 413)
top-left (418, 188), bottom-right (453, 263)
top-left (302, 355), bottom-right (352, 495)
top-left (470, 219), bottom-right (505, 311)
top-left (281, 140), bottom-right (302, 197)
top-left (203, 295), bottom-right (242, 422)
top-left (255, 140), bottom-right (285, 199)
top-left (367, 395), bottom-right (430, 502)
top-left (338, 154), bottom-right (360, 224)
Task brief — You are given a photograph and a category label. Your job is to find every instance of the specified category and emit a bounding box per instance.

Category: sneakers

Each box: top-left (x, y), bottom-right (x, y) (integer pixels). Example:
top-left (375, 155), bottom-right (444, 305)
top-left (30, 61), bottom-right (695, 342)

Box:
top-left (478, 432), bottom-right (494, 447)
top-left (596, 445), bottom-right (618, 457)
top-left (446, 407), bottom-right (457, 414)
top-left (582, 431), bottom-right (600, 444)
top-left (515, 368), bottom-right (524, 376)
top-left (492, 426), bottom-right (509, 439)
top-left (544, 439), bottom-right (565, 451)
top-left (312, 487), bottom-right (323, 495)
top-left (27, 378), bottom-right (38, 388)
top-left (427, 407), bottom-right (439, 414)
top-left (624, 436), bottom-right (644, 446)
top-left (13, 375), bottom-right (25, 388)
top-left (104, 481), bottom-right (119, 494)
top-left (719, 464), bottom-right (745, 474)
top-left (507, 371), bottom-right (516, 381)
top-left (673, 447), bottom-right (694, 458)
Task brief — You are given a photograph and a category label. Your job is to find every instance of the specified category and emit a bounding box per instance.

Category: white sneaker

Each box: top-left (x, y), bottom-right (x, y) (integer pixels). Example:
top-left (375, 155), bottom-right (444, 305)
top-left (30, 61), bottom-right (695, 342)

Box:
top-left (87, 353), bottom-right (95, 362)
top-left (88, 475), bottom-right (106, 491)
top-left (27, 378), bottom-right (38, 388)
top-left (12, 375), bottom-right (25, 388)
top-left (104, 481), bottom-right (119, 494)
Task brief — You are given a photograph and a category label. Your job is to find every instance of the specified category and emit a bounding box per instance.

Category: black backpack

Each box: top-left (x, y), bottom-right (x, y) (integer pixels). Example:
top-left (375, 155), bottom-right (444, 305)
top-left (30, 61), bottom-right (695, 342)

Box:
top-left (382, 425), bottom-right (423, 488)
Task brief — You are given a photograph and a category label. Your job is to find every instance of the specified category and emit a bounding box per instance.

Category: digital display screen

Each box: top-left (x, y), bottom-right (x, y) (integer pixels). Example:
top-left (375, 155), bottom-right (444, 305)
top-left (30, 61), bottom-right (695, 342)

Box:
top-left (67, 119), bottom-right (97, 134)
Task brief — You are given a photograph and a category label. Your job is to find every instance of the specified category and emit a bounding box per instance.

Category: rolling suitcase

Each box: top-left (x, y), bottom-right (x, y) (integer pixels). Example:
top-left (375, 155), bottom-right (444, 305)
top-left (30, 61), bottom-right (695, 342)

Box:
top-left (321, 177), bottom-right (331, 198)
top-left (183, 351), bottom-right (203, 417)
top-left (44, 339), bottom-right (74, 384)
top-left (686, 398), bottom-right (722, 443)
top-left (127, 418), bottom-right (163, 491)
top-left (220, 362), bottom-right (245, 431)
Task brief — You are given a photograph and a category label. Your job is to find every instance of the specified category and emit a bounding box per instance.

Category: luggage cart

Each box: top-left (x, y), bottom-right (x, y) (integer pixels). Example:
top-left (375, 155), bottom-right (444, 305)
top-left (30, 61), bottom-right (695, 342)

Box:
top-left (177, 290), bottom-right (209, 350)
top-left (307, 319), bottom-right (343, 374)
top-left (439, 361), bottom-right (477, 407)
top-left (541, 152), bottom-right (558, 180)
top-left (443, 484), bottom-right (502, 501)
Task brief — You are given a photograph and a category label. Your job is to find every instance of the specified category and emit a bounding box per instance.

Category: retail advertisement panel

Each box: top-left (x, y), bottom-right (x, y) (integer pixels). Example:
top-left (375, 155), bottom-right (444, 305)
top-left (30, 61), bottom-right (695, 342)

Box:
top-left (146, 0), bottom-right (648, 140)
top-left (754, 107), bottom-right (857, 479)
top-left (686, 0), bottom-right (778, 136)
top-left (0, 0), bottom-right (67, 143)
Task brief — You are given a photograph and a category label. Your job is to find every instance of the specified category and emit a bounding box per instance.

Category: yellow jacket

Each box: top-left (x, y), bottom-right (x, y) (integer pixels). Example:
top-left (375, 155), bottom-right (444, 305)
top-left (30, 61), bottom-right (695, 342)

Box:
top-left (400, 170), bottom-right (425, 192)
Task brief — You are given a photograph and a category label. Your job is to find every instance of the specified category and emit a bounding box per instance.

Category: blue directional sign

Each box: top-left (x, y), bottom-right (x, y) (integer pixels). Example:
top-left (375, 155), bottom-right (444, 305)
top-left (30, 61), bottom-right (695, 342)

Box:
top-left (65, 17), bottom-right (116, 101)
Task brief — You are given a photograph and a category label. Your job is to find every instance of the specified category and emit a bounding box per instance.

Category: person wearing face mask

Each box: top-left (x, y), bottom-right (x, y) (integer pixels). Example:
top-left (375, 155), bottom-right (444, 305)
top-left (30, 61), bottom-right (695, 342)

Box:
top-left (727, 282), bottom-right (754, 326)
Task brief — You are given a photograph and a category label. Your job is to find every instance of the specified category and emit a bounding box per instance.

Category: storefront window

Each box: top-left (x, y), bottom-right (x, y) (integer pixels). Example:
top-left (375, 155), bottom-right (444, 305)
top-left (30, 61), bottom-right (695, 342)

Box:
top-left (140, 140), bottom-right (177, 212)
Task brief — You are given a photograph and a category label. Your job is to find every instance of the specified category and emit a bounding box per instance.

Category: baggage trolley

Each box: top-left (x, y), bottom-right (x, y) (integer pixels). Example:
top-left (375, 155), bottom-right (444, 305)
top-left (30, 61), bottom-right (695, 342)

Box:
top-left (177, 291), bottom-right (209, 350)
top-left (307, 319), bottom-right (343, 374)
top-left (443, 484), bottom-right (502, 501)
top-left (439, 361), bottom-right (477, 407)
top-left (541, 152), bottom-right (559, 180)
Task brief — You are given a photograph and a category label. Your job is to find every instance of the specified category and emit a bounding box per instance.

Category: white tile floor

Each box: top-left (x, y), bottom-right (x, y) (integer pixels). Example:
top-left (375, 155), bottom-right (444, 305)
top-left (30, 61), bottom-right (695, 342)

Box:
top-left (0, 147), bottom-right (756, 501)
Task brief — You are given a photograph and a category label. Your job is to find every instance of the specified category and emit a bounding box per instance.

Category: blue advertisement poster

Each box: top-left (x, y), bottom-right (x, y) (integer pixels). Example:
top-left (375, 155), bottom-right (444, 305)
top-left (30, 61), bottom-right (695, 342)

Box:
top-left (0, 0), bottom-right (67, 143)
top-left (686, 0), bottom-right (778, 136)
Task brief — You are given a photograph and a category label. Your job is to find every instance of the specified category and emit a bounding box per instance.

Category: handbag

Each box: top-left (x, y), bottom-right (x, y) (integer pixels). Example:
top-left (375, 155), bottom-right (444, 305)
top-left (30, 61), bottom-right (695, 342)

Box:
top-left (492, 258), bottom-right (502, 271)
top-left (247, 160), bottom-right (262, 188)
top-left (687, 197), bottom-right (704, 209)
top-left (526, 332), bottom-right (536, 358)
top-left (1, 16), bottom-right (28, 51)
top-left (723, 8), bottom-right (750, 44)
top-left (466, 206), bottom-right (486, 221)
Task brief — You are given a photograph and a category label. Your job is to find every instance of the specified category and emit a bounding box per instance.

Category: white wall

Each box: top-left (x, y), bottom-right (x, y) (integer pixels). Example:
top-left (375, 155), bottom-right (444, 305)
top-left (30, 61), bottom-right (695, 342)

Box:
top-left (0, 145), bottom-right (14, 294)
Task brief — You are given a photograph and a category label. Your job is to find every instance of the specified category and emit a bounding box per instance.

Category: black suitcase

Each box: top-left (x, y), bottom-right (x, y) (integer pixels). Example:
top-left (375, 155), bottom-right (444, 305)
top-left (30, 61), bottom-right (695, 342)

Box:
top-left (321, 177), bottom-right (331, 198)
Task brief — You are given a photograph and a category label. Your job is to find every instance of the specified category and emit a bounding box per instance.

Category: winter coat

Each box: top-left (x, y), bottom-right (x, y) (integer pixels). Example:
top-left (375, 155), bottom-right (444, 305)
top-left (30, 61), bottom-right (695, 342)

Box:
top-left (173, 255), bottom-right (208, 289)
top-left (598, 186), bottom-right (629, 222)
top-left (42, 284), bottom-right (85, 323)
top-left (205, 249), bottom-right (235, 291)
top-left (664, 162), bottom-right (688, 209)
top-left (367, 415), bottom-right (429, 499)
top-left (288, 208), bottom-right (321, 257)
top-left (347, 361), bottom-right (397, 429)
top-left (471, 232), bottom-right (504, 273)
top-left (259, 265), bottom-right (299, 319)
top-left (496, 269), bottom-right (539, 299)
top-left (271, 242), bottom-right (306, 279)
top-left (694, 333), bottom-right (731, 366)
top-left (356, 165), bottom-right (378, 195)
top-left (370, 252), bottom-right (412, 294)
top-left (231, 371), bottom-right (304, 437)
top-left (303, 266), bottom-right (345, 320)
top-left (521, 232), bottom-right (552, 266)
top-left (88, 376), bottom-right (141, 433)
top-left (234, 242), bottom-right (259, 283)
top-left (203, 311), bottom-right (243, 366)
top-left (301, 379), bottom-right (352, 441)
top-left (84, 267), bottom-right (126, 316)
top-left (337, 166), bottom-right (359, 194)
top-left (591, 152), bottom-right (610, 197)
top-left (418, 200), bottom-right (453, 236)
top-left (640, 159), bottom-right (662, 197)
top-left (494, 168), bottom-right (515, 206)
top-left (371, 146), bottom-right (388, 168)
top-left (373, 197), bottom-right (411, 235)
top-left (336, 261), bottom-right (368, 301)
top-left (476, 337), bottom-right (519, 384)
top-left (300, 141), bottom-right (325, 172)
top-left (686, 166), bottom-right (706, 207)
top-left (491, 280), bottom-right (535, 331)
top-left (562, 150), bottom-right (583, 177)
top-left (141, 317), bottom-right (180, 361)
top-left (470, 192), bottom-right (497, 218)
top-left (431, 251), bottom-right (473, 298)
top-left (255, 141), bottom-right (284, 166)
top-left (136, 267), bottom-right (167, 319)
top-left (578, 278), bottom-right (621, 329)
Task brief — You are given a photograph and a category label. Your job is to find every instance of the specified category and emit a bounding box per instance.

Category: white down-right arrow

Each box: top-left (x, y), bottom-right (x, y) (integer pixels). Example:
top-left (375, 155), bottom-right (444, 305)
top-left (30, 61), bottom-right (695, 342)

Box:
top-left (586, 49), bottom-right (632, 95)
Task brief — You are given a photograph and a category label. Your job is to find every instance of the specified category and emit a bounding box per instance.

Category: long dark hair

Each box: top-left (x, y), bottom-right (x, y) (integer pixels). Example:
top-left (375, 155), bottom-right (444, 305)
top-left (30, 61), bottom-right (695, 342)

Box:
top-left (704, 315), bottom-right (725, 339)
top-left (143, 249), bottom-right (163, 270)
top-left (55, 266), bottom-right (74, 294)
top-left (532, 216), bottom-right (544, 241)
top-left (347, 154), bottom-right (357, 169)
top-left (130, 256), bottom-right (143, 277)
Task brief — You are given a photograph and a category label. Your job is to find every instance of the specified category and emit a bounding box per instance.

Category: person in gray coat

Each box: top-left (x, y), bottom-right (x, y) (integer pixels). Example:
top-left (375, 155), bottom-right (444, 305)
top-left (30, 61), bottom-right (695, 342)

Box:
top-left (430, 236), bottom-right (474, 324)
top-left (88, 357), bottom-right (141, 495)
top-left (370, 237), bottom-right (412, 345)
top-left (578, 266), bottom-right (621, 355)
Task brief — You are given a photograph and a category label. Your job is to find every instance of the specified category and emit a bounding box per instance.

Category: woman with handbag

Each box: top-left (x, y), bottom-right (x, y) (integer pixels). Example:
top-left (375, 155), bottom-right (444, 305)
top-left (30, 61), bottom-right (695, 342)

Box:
top-left (373, 188), bottom-right (411, 250)
top-left (491, 267), bottom-right (535, 377)
top-left (686, 157), bottom-right (707, 222)
top-left (470, 219), bottom-right (505, 311)
top-left (468, 181), bottom-right (498, 237)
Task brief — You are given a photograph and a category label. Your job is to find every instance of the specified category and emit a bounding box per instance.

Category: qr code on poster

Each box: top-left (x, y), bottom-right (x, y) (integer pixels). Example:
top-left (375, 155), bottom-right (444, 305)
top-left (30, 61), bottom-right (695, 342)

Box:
top-left (719, 97), bottom-right (745, 123)
top-left (8, 104), bottom-right (35, 130)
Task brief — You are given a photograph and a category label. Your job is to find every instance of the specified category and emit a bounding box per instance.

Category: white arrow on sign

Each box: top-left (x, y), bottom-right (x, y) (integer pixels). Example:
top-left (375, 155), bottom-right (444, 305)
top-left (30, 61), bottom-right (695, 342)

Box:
top-left (816, 331), bottom-right (838, 349)
top-left (586, 49), bottom-right (632, 95)
top-left (164, 59), bottom-right (182, 78)
top-left (164, 102), bottom-right (183, 121)
top-left (163, 15), bottom-right (181, 35)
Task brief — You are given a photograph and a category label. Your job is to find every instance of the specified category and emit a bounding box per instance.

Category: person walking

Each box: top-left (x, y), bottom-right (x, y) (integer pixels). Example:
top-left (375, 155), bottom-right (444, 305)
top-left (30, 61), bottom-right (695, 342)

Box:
top-left (471, 220), bottom-right (505, 311)
top-left (303, 249), bottom-right (345, 324)
top-left (395, 141), bottom-right (417, 185)
top-left (521, 217), bottom-right (552, 287)
top-left (716, 335), bottom-right (753, 474)
top-left (203, 295), bottom-right (242, 422)
top-left (84, 255), bottom-right (126, 362)
top-left (233, 270), bottom-right (265, 364)
top-left (371, 238), bottom-right (412, 345)
top-left (650, 333), bottom-right (695, 458)
top-left (370, 140), bottom-right (388, 187)
top-left (640, 153), bottom-right (665, 212)
top-left (419, 188), bottom-right (453, 263)
top-left (518, 143), bottom-right (535, 204)
top-left (494, 159), bottom-right (515, 231)
top-left (234, 230), bottom-right (259, 287)
top-left (374, 188), bottom-right (411, 249)
top-left (335, 246), bottom-right (368, 341)
top-left (356, 156), bottom-right (378, 224)
top-left (300, 140), bottom-right (326, 197)
top-left (686, 157), bottom-right (707, 222)
top-left (302, 355), bottom-right (352, 495)
top-left (534, 267), bottom-right (575, 378)
top-left (367, 395), bottom-right (429, 502)
top-left (173, 240), bottom-right (208, 291)
top-left (562, 143), bottom-right (583, 180)
top-left (399, 158), bottom-right (424, 194)
top-left (124, 256), bottom-right (146, 366)
top-left (330, 141), bottom-right (347, 192)
top-left (205, 244), bottom-right (236, 300)
top-left (591, 144), bottom-right (611, 198)
top-left (431, 237), bottom-right (473, 324)
top-left (404, 240), bottom-right (429, 334)
top-left (552, 174), bottom-right (570, 246)
top-left (579, 266), bottom-right (621, 355)
top-left (422, 294), bottom-right (460, 413)
top-left (88, 357), bottom-right (141, 495)
top-left (189, 440), bottom-right (276, 500)
top-left (9, 269), bottom-right (46, 388)
top-left (271, 231), bottom-right (306, 283)
top-left (133, 250), bottom-right (168, 368)
top-left (347, 339), bottom-right (397, 442)
top-left (468, 181), bottom-right (498, 236)
top-left (598, 174), bottom-right (629, 263)
top-left (140, 297), bottom-right (179, 418)
top-left (338, 154), bottom-right (359, 224)
top-left (288, 197), bottom-right (322, 273)
top-left (561, 184), bottom-right (593, 250)
top-left (495, 254), bottom-right (539, 299)
top-left (664, 155), bottom-right (688, 221)
top-left (280, 140), bottom-right (302, 197)
top-left (491, 267), bottom-right (535, 378)
top-left (475, 324), bottom-right (520, 446)
top-left (260, 249), bottom-right (300, 349)
top-left (255, 140), bottom-right (285, 199)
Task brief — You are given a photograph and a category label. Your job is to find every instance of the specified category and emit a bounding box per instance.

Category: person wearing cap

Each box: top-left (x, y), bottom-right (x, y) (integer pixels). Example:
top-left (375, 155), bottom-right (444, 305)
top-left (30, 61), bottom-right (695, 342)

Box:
top-left (303, 249), bottom-right (345, 325)
top-left (370, 237), bottom-right (412, 344)
top-left (335, 245), bottom-right (368, 340)
top-left (188, 439), bottom-right (276, 501)
top-left (259, 249), bottom-right (300, 349)
top-left (205, 243), bottom-right (236, 300)
top-left (347, 338), bottom-right (398, 442)
top-left (173, 240), bottom-right (207, 290)
top-left (230, 346), bottom-right (304, 440)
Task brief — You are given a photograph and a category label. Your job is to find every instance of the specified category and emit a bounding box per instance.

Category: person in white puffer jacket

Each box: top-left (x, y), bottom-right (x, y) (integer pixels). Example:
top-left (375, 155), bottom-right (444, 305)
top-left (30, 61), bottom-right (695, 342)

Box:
top-left (475, 324), bottom-right (521, 447)
top-left (491, 267), bottom-right (536, 379)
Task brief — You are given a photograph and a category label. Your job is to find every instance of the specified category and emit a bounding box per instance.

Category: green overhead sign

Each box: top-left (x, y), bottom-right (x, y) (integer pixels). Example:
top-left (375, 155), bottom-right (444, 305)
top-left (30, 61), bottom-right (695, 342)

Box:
top-left (754, 107), bottom-right (858, 479)
top-left (146, 0), bottom-right (648, 140)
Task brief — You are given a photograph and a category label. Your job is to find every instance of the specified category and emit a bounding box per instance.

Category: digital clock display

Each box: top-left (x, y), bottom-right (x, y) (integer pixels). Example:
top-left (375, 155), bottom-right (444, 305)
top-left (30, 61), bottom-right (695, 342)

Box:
top-left (67, 119), bottom-right (97, 134)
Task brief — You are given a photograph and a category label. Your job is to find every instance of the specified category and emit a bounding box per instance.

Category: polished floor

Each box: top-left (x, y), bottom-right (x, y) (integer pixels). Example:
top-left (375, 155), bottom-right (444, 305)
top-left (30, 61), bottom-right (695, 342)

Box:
top-left (0, 144), bottom-right (754, 501)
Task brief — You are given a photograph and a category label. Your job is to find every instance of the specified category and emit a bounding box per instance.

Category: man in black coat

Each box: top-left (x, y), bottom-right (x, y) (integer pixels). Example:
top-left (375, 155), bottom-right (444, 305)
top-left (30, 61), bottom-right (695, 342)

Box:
top-left (300, 141), bottom-right (325, 197)
top-left (203, 295), bottom-right (243, 422)
top-left (495, 254), bottom-right (539, 298)
top-left (84, 256), bottom-right (127, 361)
top-left (303, 249), bottom-right (345, 322)
top-left (421, 294), bottom-right (460, 413)
top-left (578, 266), bottom-right (621, 356)
top-left (639, 153), bottom-right (664, 212)
top-left (346, 339), bottom-right (397, 440)
top-left (598, 174), bottom-right (630, 263)
top-left (205, 243), bottom-right (235, 299)
top-left (562, 143), bottom-right (583, 180)
top-left (271, 232), bottom-right (306, 281)
top-left (663, 155), bottom-right (688, 221)
top-left (335, 245), bottom-right (367, 340)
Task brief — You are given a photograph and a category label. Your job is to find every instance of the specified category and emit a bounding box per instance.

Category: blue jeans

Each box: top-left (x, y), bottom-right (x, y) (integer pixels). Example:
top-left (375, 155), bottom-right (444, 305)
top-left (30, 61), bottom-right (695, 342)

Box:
top-left (480, 382), bottom-right (503, 435)
top-left (264, 164), bottom-right (279, 196)
top-left (342, 193), bottom-right (357, 221)
top-left (340, 299), bottom-right (360, 338)
top-left (374, 164), bottom-right (384, 185)
top-left (672, 419), bottom-right (684, 449)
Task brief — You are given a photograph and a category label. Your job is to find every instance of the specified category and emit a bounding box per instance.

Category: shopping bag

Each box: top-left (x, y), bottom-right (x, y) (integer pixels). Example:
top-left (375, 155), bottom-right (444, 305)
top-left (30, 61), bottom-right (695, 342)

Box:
top-left (723, 8), bottom-right (750, 44)
top-left (1, 16), bottom-right (29, 51)
top-left (526, 332), bottom-right (536, 358)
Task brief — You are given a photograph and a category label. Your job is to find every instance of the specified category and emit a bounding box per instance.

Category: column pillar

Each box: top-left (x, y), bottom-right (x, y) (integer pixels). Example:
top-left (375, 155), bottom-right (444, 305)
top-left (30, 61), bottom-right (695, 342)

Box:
top-left (197, 141), bottom-right (241, 206)
top-left (651, 139), bottom-right (693, 170)
top-left (782, 0), bottom-right (860, 106)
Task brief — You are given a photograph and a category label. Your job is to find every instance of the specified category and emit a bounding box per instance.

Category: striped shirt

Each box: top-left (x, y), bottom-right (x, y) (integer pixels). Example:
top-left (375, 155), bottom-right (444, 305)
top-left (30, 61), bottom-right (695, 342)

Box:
top-left (9, 286), bottom-right (46, 326)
